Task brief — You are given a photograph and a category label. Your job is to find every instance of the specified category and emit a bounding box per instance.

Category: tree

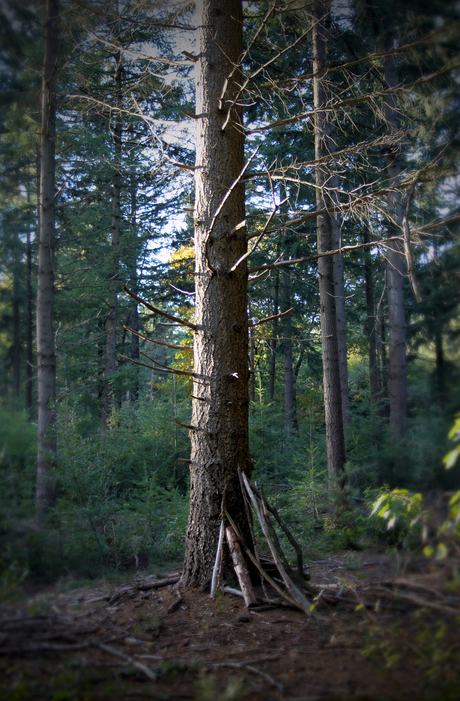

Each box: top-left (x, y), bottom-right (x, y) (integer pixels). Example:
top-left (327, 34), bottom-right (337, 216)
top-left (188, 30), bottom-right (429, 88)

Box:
top-left (36, 0), bottom-right (60, 520)
top-left (182, 0), bottom-right (252, 588)
top-left (312, 1), bottom-right (346, 487)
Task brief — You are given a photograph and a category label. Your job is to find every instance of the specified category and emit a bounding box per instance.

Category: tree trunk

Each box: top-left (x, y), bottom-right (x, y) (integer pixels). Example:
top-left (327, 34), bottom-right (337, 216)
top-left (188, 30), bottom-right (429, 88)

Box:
top-left (36, 0), bottom-right (59, 521)
top-left (281, 265), bottom-right (298, 432)
top-left (129, 176), bottom-right (139, 401)
top-left (182, 0), bottom-right (252, 589)
top-left (313, 2), bottom-right (346, 488)
top-left (12, 235), bottom-right (21, 400)
top-left (280, 188), bottom-right (298, 432)
top-left (268, 270), bottom-right (279, 402)
top-left (363, 228), bottom-right (381, 409)
top-left (329, 120), bottom-right (350, 427)
top-left (384, 29), bottom-right (407, 439)
top-left (26, 191), bottom-right (33, 411)
top-left (102, 53), bottom-right (122, 432)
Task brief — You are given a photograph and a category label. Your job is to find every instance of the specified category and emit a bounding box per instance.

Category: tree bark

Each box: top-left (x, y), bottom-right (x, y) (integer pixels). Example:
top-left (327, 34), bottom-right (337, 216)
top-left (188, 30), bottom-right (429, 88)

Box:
top-left (26, 191), bottom-right (33, 411)
top-left (329, 120), bottom-right (350, 427)
top-left (268, 270), bottom-right (279, 402)
top-left (36, 0), bottom-right (59, 520)
top-left (129, 176), bottom-right (139, 401)
top-left (102, 52), bottom-right (122, 432)
top-left (363, 229), bottom-right (381, 409)
top-left (280, 188), bottom-right (298, 432)
top-left (313, 2), bottom-right (346, 488)
top-left (12, 235), bottom-right (21, 400)
top-left (182, 0), bottom-right (252, 589)
top-left (384, 28), bottom-right (407, 439)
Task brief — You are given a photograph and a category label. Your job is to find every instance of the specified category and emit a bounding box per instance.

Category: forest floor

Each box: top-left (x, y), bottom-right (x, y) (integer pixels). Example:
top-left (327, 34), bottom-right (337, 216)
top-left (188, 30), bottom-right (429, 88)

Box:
top-left (1, 549), bottom-right (459, 701)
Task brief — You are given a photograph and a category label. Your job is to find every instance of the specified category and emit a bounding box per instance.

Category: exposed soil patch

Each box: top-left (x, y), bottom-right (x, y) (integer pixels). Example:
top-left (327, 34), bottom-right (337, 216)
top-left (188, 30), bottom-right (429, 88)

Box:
top-left (1, 551), bottom-right (459, 700)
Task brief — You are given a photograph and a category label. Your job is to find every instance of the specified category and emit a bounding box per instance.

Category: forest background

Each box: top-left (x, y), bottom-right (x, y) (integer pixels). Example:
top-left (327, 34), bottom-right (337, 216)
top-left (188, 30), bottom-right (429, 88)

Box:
top-left (0, 0), bottom-right (459, 591)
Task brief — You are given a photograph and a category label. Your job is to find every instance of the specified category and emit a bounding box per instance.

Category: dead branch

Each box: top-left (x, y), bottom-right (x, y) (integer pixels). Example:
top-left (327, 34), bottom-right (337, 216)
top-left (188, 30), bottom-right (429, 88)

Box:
top-left (249, 236), bottom-right (403, 274)
top-left (224, 508), bottom-right (299, 609)
top-left (229, 198), bottom-right (287, 273)
top-left (208, 660), bottom-right (282, 691)
top-left (140, 351), bottom-right (194, 376)
top-left (123, 326), bottom-right (192, 352)
top-left (92, 640), bottom-right (158, 682)
top-left (247, 61), bottom-right (460, 135)
top-left (241, 474), bottom-right (314, 617)
top-left (123, 286), bottom-right (196, 330)
top-left (204, 146), bottom-right (260, 273)
top-left (225, 525), bottom-right (258, 608)
top-left (119, 354), bottom-right (194, 378)
top-left (137, 576), bottom-right (180, 592)
top-left (167, 586), bottom-right (183, 614)
top-left (249, 307), bottom-right (294, 327)
top-left (211, 519), bottom-right (225, 600)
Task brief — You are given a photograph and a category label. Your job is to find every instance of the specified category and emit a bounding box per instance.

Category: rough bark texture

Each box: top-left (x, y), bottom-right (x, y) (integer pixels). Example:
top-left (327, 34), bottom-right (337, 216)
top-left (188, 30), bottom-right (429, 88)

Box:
top-left (313, 2), bottom-right (346, 488)
top-left (182, 0), bottom-right (252, 589)
top-left (36, 0), bottom-right (59, 520)
top-left (384, 30), bottom-right (407, 438)
top-left (102, 53), bottom-right (122, 433)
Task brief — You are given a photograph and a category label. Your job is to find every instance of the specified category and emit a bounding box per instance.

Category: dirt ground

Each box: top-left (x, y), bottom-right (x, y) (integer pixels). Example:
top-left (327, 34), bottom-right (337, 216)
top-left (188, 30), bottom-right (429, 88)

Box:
top-left (1, 551), bottom-right (459, 700)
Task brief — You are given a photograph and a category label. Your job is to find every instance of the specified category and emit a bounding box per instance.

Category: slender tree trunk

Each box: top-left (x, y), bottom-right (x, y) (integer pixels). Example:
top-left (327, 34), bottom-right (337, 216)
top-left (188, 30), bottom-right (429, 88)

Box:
top-left (279, 188), bottom-right (298, 431)
top-left (329, 120), bottom-right (350, 427)
top-left (281, 265), bottom-right (298, 431)
top-left (268, 270), bottom-right (279, 402)
top-left (129, 176), bottom-right (139, 400)
top-left (363, 229), bottom-right (381, 408)
top-left (13, 236), bottom-right (21, 400)
top-left (380, 309), bottom-right (389, 415)
top-left (182, 0), bottom-right (252, 589)
top-left (36, 0), bottom-right (59, 521)
top-left (26, 192), bottom-right (33, 411)
top-left (249, 304), bottom-right (255, 404)
top-left (384, 28), bottom-right (407, 439)
top-left (102, 53), bottom-right (122, 432)
top-left (313, 2), bottom-right (346, 488)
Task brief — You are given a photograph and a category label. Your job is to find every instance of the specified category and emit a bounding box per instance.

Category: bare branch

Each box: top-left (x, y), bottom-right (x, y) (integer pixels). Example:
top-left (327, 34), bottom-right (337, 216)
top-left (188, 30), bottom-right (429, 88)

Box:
top-left (249, 307), bottom-right (294, 327)
top-left (229, 198), bottom-right (287, 273)
top-left (249, 236), bottom-right (404, 274)
top-left (123, 286), bottom-right (196, 331)
top-left (123, 325), bottom-right (193, 352)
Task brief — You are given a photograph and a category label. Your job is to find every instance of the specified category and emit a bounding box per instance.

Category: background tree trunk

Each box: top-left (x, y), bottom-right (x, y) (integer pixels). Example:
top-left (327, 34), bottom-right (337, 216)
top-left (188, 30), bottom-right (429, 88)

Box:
top-left (182, 0), bottom-right (252, 589)
top-left (268, 270), bottom-right (279, 402)
top-left (363, 228), bottom-right (381, 409)
top-left (36, 0), bottom-right (59, 521)
top-left (329, 120), bottom-right (350, 427)
top-left (26, 191), bottom-right (33, 411)
top-left (102, 52), bottom-right (122, 432)
top-left (313, 1), bottom-right (346, 488)
top-left (384, 27), bottom-right (407, 439)
top-left (12, 234), bottom-right (20, 399)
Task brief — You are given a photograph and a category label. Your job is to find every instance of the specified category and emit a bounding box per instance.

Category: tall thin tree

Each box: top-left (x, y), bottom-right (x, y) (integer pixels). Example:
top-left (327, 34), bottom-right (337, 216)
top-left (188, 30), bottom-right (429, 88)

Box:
top-left (312, 1), bottom-right (346, 488)
top-left (36, 0), bottom-right (59, 520)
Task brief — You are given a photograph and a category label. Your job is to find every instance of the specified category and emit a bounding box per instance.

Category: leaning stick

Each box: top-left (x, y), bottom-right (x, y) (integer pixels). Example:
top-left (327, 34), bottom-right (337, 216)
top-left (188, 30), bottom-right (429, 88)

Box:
top-left (242, 474), bottom-right (313, 616)
top-left (210, 519), bottom-right (225, 600)
top-left (225, 526), bottom-right (257, 608)
top-left (224, 509), bottom-right (298, 609)
top-left (251, 482), bottom-right (305, 584)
